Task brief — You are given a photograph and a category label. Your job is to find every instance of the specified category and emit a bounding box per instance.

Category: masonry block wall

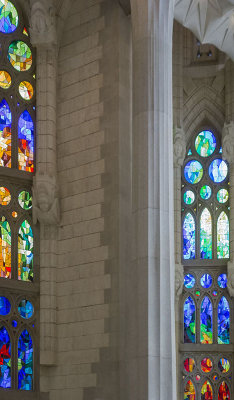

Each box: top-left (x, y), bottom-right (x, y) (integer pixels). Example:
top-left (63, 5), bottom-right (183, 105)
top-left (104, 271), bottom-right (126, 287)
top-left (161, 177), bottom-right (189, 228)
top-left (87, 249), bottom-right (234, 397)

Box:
top-left (41, 1), bottom-right (132, 399)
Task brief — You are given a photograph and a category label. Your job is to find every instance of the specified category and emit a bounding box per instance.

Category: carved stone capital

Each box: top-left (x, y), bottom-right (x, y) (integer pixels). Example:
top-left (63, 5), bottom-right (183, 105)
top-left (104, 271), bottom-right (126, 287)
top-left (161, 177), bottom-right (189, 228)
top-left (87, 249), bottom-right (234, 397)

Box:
top-left (32, 172), bottom-right (60, 225)
top-left (175, 263), bottom-right (184, 301)
top-left (222, 122), bottom-right (234, 164)
top-left (29, 0), bottom-right (57, 49)
top-left (173, 127), bottom-right (186, 167)
top-left (227, 261), bottom-right (234, 297)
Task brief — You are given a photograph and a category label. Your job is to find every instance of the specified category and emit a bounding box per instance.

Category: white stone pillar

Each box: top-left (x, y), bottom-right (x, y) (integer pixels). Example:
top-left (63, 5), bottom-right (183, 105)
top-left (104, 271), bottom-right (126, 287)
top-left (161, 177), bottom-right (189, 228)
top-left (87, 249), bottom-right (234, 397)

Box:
top-left (127, 0), bottom-right (176, 398)
top-left (29, 0), bottom-right (59, 367)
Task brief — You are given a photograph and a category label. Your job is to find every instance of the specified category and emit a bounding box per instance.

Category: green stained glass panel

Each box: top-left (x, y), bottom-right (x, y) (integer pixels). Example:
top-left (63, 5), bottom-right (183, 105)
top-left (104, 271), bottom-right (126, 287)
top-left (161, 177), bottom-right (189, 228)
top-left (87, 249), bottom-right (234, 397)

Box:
top-left (184, 160), bottom-right (203, 184)
top-left (18, 191), bottom-right (32, 210)
top-left (200, 208), bottom-right (212, 259)
top-left (217, 189), bottom-right (229, 204)
top-left (8, 41), bottom-right (32, 72)
top-left (0, 0), bottom-right (18, 33)
top-left (200, 185), bottom-right (212, 200)
top-left (217, 211), bottom-right (229, 259)
top-left (18, 220), bottom-right (33, 282)
top-left (195, 130), bottom-right (216, 157)
top-left (184, 190), bottom-right (195, 205)
top-left (200, 296), bottom-right (213, 344)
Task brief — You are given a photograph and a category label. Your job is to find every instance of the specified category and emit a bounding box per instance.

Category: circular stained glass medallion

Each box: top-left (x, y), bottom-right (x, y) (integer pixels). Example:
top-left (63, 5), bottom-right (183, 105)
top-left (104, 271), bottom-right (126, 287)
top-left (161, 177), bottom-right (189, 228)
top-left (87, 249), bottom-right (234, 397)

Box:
top-left (200, 185), bottom-right (212, 200)
top-left (0, 70), bottom-right (11, 89)
top-left (213, 375), bottom-right (218, 381)
top-left (213, 291), bottom-right (218, 297)
top-left (8, 41), bottom-right (32, 71)
top-left (184, 274), bottom-right (195, 289)
top-left (18, 190), bottom-right (32, 210)
top-left (184, 358), bottom-right (195, 373)
top-left (0, 296), bottom-right (10, 315)
top-left (12, 319), bottom-right (17, 327)
top-left (0, 186), bottom-right (11, 205)
top-left (201, 358), bottom-right (213, 373)
top-left (18, 299), bottom-right (34, 319)
top-left (184, 160), bottom-right (203, 184)
top-left (19, 81), bottom-right (34, 100)
top-left (195, 130), bottom-right (216, 157)
top-left (218, 273), bottom-right (227, 289)
top-left (217, 189), bottom-right (229, 204)
top-left (184, 190), bottom-right (195, 205)
top-left (11, 211), bottom-right (17, 218)
top-left (209, 159), bottom-right (228, 183)
top-left (218, 358), bottom-right (230, 373)
top-left (200, 273), bottom-right (212, 288)
top-left (0, 0), bottom-right (18, 33)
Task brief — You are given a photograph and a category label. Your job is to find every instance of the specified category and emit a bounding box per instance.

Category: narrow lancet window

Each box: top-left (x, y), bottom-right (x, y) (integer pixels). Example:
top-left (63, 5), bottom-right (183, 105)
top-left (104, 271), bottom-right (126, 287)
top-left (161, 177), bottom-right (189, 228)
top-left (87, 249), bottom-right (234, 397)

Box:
top-left (200, 208), bottom-right (212, 259)
top-left (183, 213), bottom-right (196, 259)
top-left (217, 212), bottom-right (229, 259)
top-left (184, 296), bottom-right (196, 343)
top-left (200, 296), bottom-right (212, 344)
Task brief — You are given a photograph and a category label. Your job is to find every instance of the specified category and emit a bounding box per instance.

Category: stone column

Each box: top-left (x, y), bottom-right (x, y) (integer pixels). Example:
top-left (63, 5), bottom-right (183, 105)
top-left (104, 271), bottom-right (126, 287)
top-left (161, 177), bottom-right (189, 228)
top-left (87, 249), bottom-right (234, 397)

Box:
top-left (127, 0), bottom-right (176, 399)
top-left (29, 0), bottom-right (59, 367)
top-left (223, 61), bottom-right (234, 297)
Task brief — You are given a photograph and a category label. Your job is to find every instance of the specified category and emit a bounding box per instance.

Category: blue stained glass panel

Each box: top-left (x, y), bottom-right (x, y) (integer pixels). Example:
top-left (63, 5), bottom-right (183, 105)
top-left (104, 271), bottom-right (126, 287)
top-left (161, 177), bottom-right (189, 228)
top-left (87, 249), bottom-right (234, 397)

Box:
top-left (0, 0), bottom-right (18, 33)
top-left (183, 213), bottom-right (196, 260)
top-left (18, 110), bottom-right (34, 172)
top-left (218, 274), bottom-right (227, 289)
top-left (184, 274), bottom-right (195, 289)
top-left (217, 212), bottom-right (229, 259)
top-left (200, 296), bottom-right (212, 344)
top-left (200, 185), bottom-right (212, 200)
top-left (184, 296), bottom-right (196, 343)
top-left (18, 299), bottom-right (34, 319)
top-left (195, 130), bottom-right (216, 157)
top-left (0, 296), bottom-right (10, 315)
top-left (209, 159), bottom-right (228, 183)
top-left (184, 160), bottom-right (203, 184)
top-left (0, 98), bottom-right (11, 167)
top-left (18, 329), bottom-right (33, 390)
top-left (184, 190), bottom-right (195, 205)
top-left (218, 358), bottom-right (230, 373)
top-left (0, 326), bottom-right (11, 388)
top-left (218, 296), bottom-right (230, 344)
top-left (200, 208), bottom-right (212, 259)
top-left (200, 274), bottom-right (212, 288)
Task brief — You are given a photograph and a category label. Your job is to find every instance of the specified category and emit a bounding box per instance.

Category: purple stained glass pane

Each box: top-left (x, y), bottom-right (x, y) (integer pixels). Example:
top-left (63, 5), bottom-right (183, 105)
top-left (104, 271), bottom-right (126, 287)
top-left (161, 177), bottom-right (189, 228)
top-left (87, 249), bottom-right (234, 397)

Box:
top-left (184, 296), bottom-right (196, 343)
top-left (183, 213), bottom-right (195, 260)
top-left (218, 274), bottom-right (227, 289)
top-left (200, 273), bottom-right (212, 288)
top-left (218, 296), bottom-right (230, 344)
top-left (184, 274), bottom-right (195, 289)
top-left (0, 326), bottom-right (11, 388)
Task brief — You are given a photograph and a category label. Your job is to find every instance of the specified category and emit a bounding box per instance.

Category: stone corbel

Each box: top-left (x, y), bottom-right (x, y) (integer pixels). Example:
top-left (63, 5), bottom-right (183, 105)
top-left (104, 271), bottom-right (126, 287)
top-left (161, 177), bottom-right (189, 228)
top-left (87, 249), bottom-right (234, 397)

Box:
top-left (227, 261), bottom-right (234, 297)
top-left (29, 0), bottom-right (57, 48)
top-left (173, 127), bottom-right (186, 167)
top-left (222, 121), bottom-right (234, 164)
top-left (32, 172), bottom-right (60, 225)
top-left (175, 263), bottom-right (184, 302)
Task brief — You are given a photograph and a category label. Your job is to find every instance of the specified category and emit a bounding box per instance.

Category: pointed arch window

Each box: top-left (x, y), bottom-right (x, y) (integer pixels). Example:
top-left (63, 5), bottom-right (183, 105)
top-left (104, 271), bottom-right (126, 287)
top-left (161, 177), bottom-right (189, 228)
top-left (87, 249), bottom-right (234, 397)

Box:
top-left (0, 0), bottom-right (37, 393)
top-left (181, 128), bottom-right (232, 399)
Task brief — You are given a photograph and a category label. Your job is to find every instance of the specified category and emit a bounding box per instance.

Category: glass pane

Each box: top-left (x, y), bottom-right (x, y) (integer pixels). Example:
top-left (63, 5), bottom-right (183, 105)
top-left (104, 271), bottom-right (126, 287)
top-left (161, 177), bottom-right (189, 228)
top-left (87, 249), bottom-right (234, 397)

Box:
top-left (18, 329), bottom-right (33, 390)
top-left (0, 71), bottom-right (11, 89)
top-left (217, 189), bottom-right (229, 204)
top-left (183, 213), bottom-right (196, 259)
top-left (184, 160), bottom-right (203, 184)
top-left (0, 326), bottom-right (11, 388)
top-left (0, 216), bottom-right (11, 278)
top-left (184, 274), bottom-right (195, 289)
top-left (18, 110), bottom-right (34, 172)
top-left (184, 380), bottom-right (195, 400)
top-left (217, 212), bottom-right (229, 259)
top-left (200, 274), bottom-right (212, 288)
top-left (218, 274), bottom-right (227, 288)
top-left (218, 297), bottom-right (230, 344)
top-left (200, 208), bottom-right (212, 259)
top-left (0, 186), bottom-right (10, 205)
top-left (19, 81), bottom-right (33, 100)
top-left (195, 130), bottom-right (216, 157)
top-left (18, 190), bottom-right (32, 210)
top-left (18, 299), bottom-right (34, 319)
top-left (184, 358), bottom-right (195, 372)
top-left (184, 296), bottom-right (196, 343)
top-left (0, 99), bottom-right (11, 168)
top-left (200, 185), bottom-right (212, 200)
top-left (18, 220), bottom-right (33, 282)
top-left (0, 0), bottom-right (18, 33)
top-left (209, 159), bottom-right (228, 183)
top-left (200, 296), bottom-right (212, 344)
top-left (201, 358), bottom-right (213, 373)
top-left (8, 41), bottom-right (32, 72)
top-left (0, 296), bottom-right (10, 315)
top-left (218, 382), bottom-right (230, 400)
top-left (218, 358), bottom-right (230, 373)
top-left (201, 381), bottom-right (213, 400)
top-left (184, 190), bottom-right (195, 205)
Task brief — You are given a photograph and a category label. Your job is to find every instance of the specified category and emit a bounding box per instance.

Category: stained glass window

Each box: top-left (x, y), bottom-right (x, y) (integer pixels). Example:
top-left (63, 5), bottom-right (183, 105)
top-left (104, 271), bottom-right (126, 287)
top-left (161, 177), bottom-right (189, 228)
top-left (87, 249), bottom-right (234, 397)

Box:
top-left (200, 209), bottom-right (212, 259)
top-left (217, 297), bottom-right (230, 344)
top-left (0, 1), bottom-right (36, 393)
top-left (217, 212), bottom-right (229, 259)
top-left (183, 213), bottom-right (196, 259)
top-left (184, 296), bottom-right (196, 343)
top-left (201, 381), bottom-right (213, 400)
top-left (200, 296), bottom-right (213, 344)
top-left (184, 380), bottom-right (196, 400)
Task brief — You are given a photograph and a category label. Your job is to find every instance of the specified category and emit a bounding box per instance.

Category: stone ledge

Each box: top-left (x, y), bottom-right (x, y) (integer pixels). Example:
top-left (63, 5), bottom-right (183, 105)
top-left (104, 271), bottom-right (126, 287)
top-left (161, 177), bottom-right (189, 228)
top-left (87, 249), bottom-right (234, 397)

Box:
top-left (0, 391), bottom-right (49, 400)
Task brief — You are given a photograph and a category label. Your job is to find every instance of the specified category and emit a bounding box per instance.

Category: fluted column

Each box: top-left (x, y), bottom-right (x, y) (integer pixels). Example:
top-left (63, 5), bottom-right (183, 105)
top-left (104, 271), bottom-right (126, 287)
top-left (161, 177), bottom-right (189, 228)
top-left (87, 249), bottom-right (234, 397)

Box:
top-left (127, 0), bottom-right (176, 398)
top-left (29, 0), bottom-right (59, 367)
top-left (223, 61), bottom-right (234, 297)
